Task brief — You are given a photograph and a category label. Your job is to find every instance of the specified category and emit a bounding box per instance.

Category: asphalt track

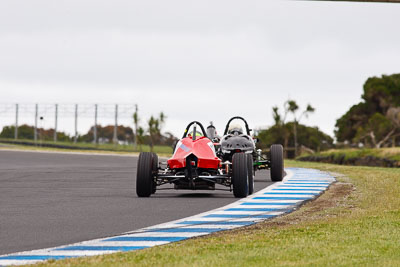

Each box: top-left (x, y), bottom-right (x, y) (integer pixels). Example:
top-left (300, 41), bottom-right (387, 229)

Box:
top-left (0, 150), bottom-right (273, 255)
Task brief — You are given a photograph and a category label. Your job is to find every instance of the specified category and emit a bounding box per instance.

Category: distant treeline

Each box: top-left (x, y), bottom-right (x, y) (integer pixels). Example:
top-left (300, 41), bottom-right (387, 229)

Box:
top-left (0, 125), bottom-right (70, 142)
top-left (256, 73), bottom-right (400, 158)
top-left (257, 122), bottom-right (333, 155)
top-left (335, 73), bottom-right (400, 148)
top-left (0, 124), bottom-right (177, 147)
top-left (255, 99), bottom-right (333, 158)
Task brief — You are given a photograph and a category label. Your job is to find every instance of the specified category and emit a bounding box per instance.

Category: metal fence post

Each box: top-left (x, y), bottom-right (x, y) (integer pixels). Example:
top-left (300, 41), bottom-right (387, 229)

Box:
top-left (34, 104), bottom-right (38, 143)
top-left (54, 104), bottom-right (58, 142)
top-left (94, 104), bottom-right (98, 144)
top-left (113, 104), bottom-right (118, 145)
top-left (74, 104), bottom-right (78, 143)
top-left (134, 104), bottom-right (138, 149)
top-left (15, 104), bottom-right (18, 140)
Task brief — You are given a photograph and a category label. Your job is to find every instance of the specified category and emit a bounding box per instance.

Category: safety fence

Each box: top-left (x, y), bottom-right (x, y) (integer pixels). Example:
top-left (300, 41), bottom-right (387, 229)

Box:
top-left (0, 103), bottom-right (137, 144)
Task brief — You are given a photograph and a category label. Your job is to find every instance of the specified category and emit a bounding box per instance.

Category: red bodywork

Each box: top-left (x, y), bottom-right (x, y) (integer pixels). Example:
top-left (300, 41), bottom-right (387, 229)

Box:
top-left (168, 136), bottom-right (221, 169)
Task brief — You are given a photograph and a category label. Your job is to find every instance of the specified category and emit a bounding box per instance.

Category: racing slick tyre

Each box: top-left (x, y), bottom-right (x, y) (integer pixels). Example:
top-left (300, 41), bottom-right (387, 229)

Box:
top-left (136, 152), bottom-right (155, 197)
top-left (232, 153), bottom-right (249, 198)
top-left (151, 153), bottom-right (158, 194)
top-left (246, 154), bottom-right (254, 195)
top-left (270, 144), bottom-right (284, 182)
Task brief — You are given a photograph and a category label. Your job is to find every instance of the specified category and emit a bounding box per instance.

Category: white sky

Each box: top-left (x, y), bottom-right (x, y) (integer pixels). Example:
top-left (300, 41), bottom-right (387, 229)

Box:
top-left (1, 0), bottom-right (400, 138)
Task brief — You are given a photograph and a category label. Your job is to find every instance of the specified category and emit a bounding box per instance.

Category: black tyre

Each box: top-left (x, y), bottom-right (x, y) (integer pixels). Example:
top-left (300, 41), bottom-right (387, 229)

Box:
top-left (270, 144), bottom-right (284, 181)
top-left (151, 153), bottom-right (158, 194)
top-left (136, 152), bottom-right (155, 197)
top-left (232, 153), bottom-right (249, 198)
top-left (246, 154), bottom-right (254, 195)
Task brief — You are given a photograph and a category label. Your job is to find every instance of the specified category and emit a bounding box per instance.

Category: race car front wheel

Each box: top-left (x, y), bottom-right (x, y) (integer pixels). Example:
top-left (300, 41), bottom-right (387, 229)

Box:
top-left (151, 153), bottom-right (158, 194)
top-left (232, 153), bottom-right (249, 198)
top-left (247, 154), bottom-right (254, 195)
top-left (270, 144), bottom-right (284, 181)
top-left (136, 152), bottom-right (156, 197)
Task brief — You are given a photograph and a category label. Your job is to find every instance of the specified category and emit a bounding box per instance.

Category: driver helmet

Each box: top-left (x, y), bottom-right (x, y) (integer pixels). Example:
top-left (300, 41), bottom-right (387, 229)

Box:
top-left (188, 131), bottom-right (203, 138)
top-left (207, 125), bottom-right (217, 139)
top-left (228, 123), bottom-right (244, 135)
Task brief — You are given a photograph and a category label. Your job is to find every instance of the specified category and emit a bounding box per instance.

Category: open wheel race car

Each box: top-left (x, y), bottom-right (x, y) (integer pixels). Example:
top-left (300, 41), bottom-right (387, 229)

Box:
top-left (219, 116), bottom-right (285, 192)
top-left (136, 117), bottom-right (284, 198)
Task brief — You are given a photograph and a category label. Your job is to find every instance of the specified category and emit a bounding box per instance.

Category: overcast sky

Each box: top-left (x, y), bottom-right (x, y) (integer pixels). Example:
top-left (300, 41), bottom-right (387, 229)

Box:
top-left (1, 0), bottom-right (400, 138)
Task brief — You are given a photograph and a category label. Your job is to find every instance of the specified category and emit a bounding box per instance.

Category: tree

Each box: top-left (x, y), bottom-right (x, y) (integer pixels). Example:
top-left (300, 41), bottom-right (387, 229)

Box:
top-left (268, 100), bottom-right (315, 157)
top-left (133, 104), bottom-right (139, 149)
top-left (147, 116), bottom-right (157, 151)
top-left (137, 127), bottom-right (144, 151)
top-left (147, 112), bottom-right (167, 151)
top-left (0, 124), bottom-right (70, 142)
top-left (285, 100), bottom-right (315, 156)
top-left (335, 73), bottom-right (400, 147)
top-left (258, 122), bottom-right (333, 155)
top-left (271, 103), bottom-right (291, 157)
top-left (335, 102), bottom-right (369, 143)
top-left (80, 125), bottom-right (134, 144)
top-left (353, 110), bottom-right (400, 148)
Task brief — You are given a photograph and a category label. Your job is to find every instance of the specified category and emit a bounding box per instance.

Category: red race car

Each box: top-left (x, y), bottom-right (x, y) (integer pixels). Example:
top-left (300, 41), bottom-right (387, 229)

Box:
top-left (136, 121), bottom-right (251, 198)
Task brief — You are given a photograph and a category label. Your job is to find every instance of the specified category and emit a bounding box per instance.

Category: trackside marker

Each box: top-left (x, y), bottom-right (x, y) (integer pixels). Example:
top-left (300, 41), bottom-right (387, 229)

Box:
top-left (253, 197), bottom-right (312, 200)
top-left (55, 246), bottom-right (148, 251)
top-left (272, 188), bottom-right (323, 191)
top-left (264, 192), bottom-right (319, 196)
top-left (146, 228), bottom-right (223, 233)
top-left (176, 221), bottom-right (254, 226)
top-left (225, 208), bottom-right (290, 212)
top-left (103, 236), bottom-right (187, 242)
top-left (240, 202), bottom-right (295, 205)
top-left (0, 255), bottom-right (74, 260)
top-left (277, 185), bottom-right (328, 188)
top-left (204, 214), bottom-right (277, 219)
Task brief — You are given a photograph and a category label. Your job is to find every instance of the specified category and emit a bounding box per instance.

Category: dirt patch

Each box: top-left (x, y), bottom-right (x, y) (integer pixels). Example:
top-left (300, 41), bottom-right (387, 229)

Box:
top-left (206, 180), bottom-right (355, 238)
top-left (251, 182), bottom-right (354, 230)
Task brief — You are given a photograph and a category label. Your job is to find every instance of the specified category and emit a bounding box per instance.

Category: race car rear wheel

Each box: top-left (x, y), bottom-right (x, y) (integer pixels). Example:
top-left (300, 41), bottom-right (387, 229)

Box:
top-left (232, 153), bottom-right (249, 198)
top-left (247, 154), bottom-right (254, 195)
top-left (270, 144), bottom-right (284, 181)
top-left (136, 152), bottom-right (155, 197)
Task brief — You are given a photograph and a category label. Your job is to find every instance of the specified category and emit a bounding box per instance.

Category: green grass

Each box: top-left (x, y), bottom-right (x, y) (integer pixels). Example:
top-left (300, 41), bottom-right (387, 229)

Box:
top-left (304, 147), bottom-right (400, 161)
top-left (298, 147), bottom-right (400, 167)
top-left (0, 139), bottom-right (173, 156)
top-left (29, 160), bottom-right (400, 267)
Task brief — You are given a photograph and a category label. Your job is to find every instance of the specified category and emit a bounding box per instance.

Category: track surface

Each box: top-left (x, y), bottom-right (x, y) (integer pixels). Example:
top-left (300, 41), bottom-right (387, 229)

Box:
top-left (0, 150), bottom-right (273, 255)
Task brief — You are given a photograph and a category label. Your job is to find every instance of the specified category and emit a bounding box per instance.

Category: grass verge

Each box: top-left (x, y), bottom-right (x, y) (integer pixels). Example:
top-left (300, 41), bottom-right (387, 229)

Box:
top-left (322, 147), bottom-right (400, 161)
top-left (298, 147), bottom-right (400, 167)
top-left (32, 161), bottom-right (400, 266)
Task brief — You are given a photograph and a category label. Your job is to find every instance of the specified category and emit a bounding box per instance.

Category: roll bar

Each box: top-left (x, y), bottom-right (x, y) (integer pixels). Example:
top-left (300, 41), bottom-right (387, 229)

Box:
top-left (223, 116), bottom-right (251, 135)
top-left (182, 121), bottom-right (208, 139)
